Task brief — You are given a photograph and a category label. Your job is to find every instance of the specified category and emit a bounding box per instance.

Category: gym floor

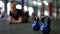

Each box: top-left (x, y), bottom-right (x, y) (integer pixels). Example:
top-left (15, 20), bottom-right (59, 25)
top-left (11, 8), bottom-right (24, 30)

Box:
top-left (0, 17), bottom-right (60, 34)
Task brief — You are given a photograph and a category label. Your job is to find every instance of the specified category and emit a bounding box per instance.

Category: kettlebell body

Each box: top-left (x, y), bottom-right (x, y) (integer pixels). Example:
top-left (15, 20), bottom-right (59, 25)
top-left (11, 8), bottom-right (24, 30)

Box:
top-left (32, 21), bottom-right (40, 31)
top-left (40, 23), bottom-right (50, 33)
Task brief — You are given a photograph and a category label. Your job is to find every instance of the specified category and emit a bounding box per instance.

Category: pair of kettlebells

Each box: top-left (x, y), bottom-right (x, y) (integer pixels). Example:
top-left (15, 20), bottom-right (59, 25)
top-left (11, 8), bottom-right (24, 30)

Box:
top-left (32, 16), bottom-right (51, 34)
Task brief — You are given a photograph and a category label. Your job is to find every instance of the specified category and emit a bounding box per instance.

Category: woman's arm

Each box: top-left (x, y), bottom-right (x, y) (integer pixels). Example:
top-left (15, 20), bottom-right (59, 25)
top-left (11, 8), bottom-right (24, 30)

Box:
top-left (8, 16), bottom-right (13, 24)
top-left (11, 16), bottom-right (24, 24)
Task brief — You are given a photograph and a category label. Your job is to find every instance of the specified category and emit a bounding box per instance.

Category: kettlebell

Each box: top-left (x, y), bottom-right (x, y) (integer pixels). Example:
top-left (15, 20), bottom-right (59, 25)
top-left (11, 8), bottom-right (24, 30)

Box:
top-left (32, 16), bottom-right (40, 31)
top-left (40, 16), bottom-right (51, 34)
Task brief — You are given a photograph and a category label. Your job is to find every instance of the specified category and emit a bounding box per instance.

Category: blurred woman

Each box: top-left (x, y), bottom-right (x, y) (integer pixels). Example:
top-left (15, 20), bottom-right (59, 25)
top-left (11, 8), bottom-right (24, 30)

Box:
top-left (8, 2), bottom-right (24, 24)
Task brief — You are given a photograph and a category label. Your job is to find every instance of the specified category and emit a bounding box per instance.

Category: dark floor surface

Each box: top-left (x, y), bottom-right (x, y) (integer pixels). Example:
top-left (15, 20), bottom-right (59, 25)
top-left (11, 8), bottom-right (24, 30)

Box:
top-left (0, 17), bottom-right (60, 34)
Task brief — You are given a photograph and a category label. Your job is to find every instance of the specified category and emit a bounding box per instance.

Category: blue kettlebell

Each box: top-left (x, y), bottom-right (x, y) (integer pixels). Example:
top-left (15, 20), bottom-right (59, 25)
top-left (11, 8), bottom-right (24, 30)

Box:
top-left (32, 16), bottom-right (40, 31)
top-left (40, 16), bottom-right (51, 34)
top-left (40, 23), bottom-right (50, 34)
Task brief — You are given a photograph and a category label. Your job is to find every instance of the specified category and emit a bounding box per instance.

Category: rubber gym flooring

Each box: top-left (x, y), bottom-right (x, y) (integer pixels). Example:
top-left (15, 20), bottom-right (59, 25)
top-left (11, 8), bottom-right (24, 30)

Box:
top-left (0, 17), bottom-right (60, 34)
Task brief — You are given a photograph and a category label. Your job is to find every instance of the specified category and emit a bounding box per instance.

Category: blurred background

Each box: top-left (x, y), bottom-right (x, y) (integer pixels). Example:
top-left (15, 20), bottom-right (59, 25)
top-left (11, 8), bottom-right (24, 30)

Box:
top-left (0, 0), bottom-right (60, 20)
top-left (0, 0), bottom-right (60, 34)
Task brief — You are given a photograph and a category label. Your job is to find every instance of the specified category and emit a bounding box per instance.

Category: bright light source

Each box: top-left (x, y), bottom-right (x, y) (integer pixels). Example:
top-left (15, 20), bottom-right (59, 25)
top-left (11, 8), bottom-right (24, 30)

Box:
top-left (44, 11), bottom-right (49, 16)
top-left (37, 10), bottom-right (41, 17)
top-left (0, 1), bottom-right (4, 14)
top-left (28, 7), bottom-right (34, 16)
top-left (33, 1), bottom-right (37, 5)
top-left (24, 6), bottom-right (28, 11)
top-left (43, 1), bottom-right (48, 6)
top-left (37, 2), bottom-right (42, 6)
top-left (7, 3), bottom-right (10, 16)
top-left (16, 4), bottom-right (22, 9)
top-left (0, 1), bottom-right (4, 7)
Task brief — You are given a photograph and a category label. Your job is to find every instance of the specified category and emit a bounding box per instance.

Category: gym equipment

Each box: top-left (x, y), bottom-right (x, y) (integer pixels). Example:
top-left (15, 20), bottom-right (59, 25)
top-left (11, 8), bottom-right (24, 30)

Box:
top-left (40, 16), bottom-right (51, 34)
top-left (32, 16), bottom-right (40, 31)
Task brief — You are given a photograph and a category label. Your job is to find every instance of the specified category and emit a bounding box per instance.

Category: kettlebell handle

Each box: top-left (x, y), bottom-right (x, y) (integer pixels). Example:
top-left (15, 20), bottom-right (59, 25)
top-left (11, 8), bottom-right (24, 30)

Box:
top-left (41, 16), bottom-right (51, 25)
